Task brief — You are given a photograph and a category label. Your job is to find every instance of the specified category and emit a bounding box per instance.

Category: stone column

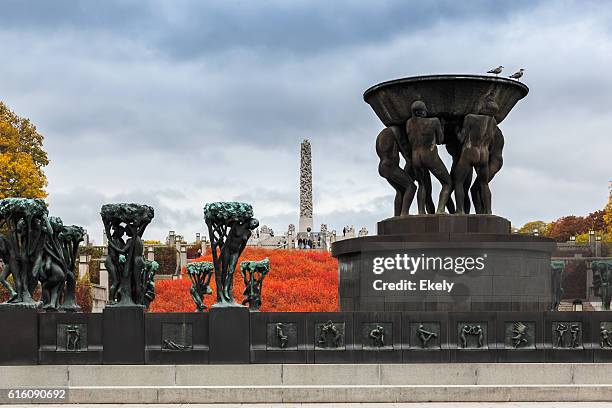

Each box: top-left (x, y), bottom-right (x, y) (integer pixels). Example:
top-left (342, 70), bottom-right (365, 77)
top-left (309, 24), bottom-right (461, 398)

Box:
top-left (99, 261), bottom-right (109, 293)
top-left (78, 255), bottom-right (90, 278)
top-left (180, 245), bottom-right (187, 275)
top-left (299, 139), bottom-right (313, 232)
top-left (147, 246), bottom-right (155, 261)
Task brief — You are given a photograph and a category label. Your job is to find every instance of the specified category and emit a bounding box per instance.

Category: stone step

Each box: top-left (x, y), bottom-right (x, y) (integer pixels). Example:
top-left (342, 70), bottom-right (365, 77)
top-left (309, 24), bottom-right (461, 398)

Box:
top-left (3, 364), bottom-right (612, 403)
top-left (7, 385), bottom-right (612, 404)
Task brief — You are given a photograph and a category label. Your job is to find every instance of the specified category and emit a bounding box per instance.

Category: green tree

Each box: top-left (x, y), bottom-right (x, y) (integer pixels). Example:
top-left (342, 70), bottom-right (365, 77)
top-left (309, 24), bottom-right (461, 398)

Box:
top-left (0, 102), bottom-right (48, 198)
top-left (519, 220), bottom-right (549, 235)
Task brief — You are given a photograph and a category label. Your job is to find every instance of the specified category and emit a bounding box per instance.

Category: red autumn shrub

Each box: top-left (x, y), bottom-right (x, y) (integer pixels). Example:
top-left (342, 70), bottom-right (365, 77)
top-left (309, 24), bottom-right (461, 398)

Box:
top-left (149, 247), bottom-right (339, 312)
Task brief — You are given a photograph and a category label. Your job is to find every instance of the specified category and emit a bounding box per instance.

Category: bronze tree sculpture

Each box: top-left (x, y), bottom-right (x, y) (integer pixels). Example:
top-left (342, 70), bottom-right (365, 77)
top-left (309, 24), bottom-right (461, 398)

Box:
top-left (240, 258), bottom-right (269, 310)
top-left (593, 260), bottom-right (612, 310)
top-left (38, 216), bottom-right (68, 310)
top-left (141, 259), bottom-right (158, 308)
top-left (203, 202), bottom-right (259, 307)
top-left (101, 203), bottom-right (154, 307)
top-left (57, 224), bottom-right (85, 311)
top-left (0, 198), bottom-right (48, 308)
top-left (186, 261), bottom-right (214, 311)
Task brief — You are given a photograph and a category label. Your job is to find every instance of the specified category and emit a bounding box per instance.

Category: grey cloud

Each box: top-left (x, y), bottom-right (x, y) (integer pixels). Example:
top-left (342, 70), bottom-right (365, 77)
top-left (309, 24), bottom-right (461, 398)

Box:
top-left (0, 0), bottom-right (538, 58)
top-left (0, 0), bottom-right (610, 242)
top-left (49, 188), bottom-right (203, 244)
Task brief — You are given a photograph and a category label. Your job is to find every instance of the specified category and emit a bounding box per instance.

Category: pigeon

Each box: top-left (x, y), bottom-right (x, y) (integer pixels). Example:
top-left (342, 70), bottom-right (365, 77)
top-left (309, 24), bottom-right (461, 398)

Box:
top-left (509, 69), bottom-right (525, 81)
top-left (487, 65), bottom-right (504, 76)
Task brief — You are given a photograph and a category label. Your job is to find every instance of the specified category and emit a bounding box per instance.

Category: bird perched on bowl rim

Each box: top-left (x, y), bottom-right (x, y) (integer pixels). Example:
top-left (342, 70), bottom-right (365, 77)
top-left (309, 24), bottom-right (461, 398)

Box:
top-left (487, 65), bottom-right (504, 76)
top-left (509, 69), bottom-right (525, 81)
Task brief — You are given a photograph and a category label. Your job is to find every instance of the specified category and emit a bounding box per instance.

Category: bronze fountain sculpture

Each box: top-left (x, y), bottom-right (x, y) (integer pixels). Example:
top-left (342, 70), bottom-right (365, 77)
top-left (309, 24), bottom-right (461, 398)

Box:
top-left (333, 74), bottom-right (557, 313)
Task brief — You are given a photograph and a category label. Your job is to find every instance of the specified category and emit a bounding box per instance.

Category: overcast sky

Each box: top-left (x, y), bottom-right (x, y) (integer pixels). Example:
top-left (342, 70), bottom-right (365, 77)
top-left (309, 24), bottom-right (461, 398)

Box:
top-left (1, 0), bottom-right (610, 243)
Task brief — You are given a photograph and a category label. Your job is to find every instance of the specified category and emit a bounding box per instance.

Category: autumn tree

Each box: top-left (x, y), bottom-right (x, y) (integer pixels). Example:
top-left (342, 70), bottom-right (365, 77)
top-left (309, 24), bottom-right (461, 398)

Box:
top-left (605, 195), bottom-right (612, 234)
top-left (585, 210), bottom-right (606, 232)
top-left (0, 102), bottom-right (48, 198)
top-left (519, 220), bottom-right (549, 235)
top-left (547, 215), bottom-right (589, 242)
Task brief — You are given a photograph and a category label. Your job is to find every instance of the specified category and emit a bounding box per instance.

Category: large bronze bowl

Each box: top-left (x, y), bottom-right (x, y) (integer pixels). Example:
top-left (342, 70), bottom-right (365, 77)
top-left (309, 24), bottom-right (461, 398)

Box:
top-left (363, 74), bottom-right (528, 126)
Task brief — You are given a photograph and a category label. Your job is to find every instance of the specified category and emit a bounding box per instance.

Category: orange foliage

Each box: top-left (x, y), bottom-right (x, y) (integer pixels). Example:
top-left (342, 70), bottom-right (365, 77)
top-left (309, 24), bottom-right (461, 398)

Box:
top-left (149, 247), bottom-right (339, 312)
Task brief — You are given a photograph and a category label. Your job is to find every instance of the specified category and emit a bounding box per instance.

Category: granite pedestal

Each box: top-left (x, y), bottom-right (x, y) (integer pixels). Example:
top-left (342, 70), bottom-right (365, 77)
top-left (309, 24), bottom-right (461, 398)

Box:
top-left (209, 306), bottom-right (250, 364)
top-left (0, 307), bottom-right (38, 364)
top-left (102, 306), bottom-right (145, 364)
top-left (333, 215), bottom-right (556, 312)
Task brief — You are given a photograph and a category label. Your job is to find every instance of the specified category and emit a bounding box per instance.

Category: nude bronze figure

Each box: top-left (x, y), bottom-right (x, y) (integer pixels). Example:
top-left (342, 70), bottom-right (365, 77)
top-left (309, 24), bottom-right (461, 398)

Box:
top-left (405, 101), bottom-right (452, 214)
top-left (454, 99), bottom-right (499, 214)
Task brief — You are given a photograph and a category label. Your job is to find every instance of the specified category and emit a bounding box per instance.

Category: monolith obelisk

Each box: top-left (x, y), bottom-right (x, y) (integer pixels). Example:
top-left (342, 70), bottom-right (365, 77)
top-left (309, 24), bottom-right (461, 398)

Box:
top-left (299, 139), bottom-right (313, 233)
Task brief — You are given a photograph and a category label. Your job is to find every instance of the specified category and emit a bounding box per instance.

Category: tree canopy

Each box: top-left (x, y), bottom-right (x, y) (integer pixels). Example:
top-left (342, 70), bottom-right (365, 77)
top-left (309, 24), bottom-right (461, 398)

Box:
top-left (0, 102), bottom-right (48, 199)
top-left (605, 195), bottom-right (612, 234)
top-left (520, 200), bottom-right (611, 243)
top-left (518, 220), bottom-right (549, 235)
top-left (203, 202), bottom-right (253, 225)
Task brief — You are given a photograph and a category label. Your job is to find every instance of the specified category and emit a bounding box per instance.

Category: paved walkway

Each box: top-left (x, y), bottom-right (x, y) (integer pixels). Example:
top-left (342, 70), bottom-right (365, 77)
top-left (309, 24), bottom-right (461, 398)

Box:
top-left (5, 404), bottom-right (612, 407)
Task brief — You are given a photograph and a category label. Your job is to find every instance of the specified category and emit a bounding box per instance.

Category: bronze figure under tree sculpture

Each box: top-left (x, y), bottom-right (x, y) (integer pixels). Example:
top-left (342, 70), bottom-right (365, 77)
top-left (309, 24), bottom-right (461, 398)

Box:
top-left (0, 198), bottom-right (88, 311)
top-left (39, 216), bottom-right (68, 310)
top-left (186, 261), bottom-right (214, 311)
top-left (240, 258), bottom-right (269, 310)
top-left (593, 260), bottom-right (612, 310)
top-left (0, 198), bottom-right (48, 308)
top-left (101, 203), bottom-right (154, 307)
top-left (405, 101), bottom-right (452, 214)
top-left (141, 260), bottom-right (158, 308)
top-left (204, 202), bottom-right (259, 307)
top-left (104, 222), bottom-right (124, 304)
top-left (0, 235), bottom-right (14, 301)
top-left (58, 224), bottom-right (85, 311)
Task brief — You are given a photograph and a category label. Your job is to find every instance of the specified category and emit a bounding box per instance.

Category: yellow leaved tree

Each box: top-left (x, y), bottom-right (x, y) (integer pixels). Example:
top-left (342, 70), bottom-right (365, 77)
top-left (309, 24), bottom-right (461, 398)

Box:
top-left (0, 102), bottom-right (48, 199)
top-left (605, 194), bottom-right (612, 234)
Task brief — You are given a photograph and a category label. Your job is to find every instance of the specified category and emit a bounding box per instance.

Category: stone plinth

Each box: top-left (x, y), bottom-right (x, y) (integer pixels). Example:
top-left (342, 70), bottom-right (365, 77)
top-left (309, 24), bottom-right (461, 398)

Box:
top-left (0, 308), bottom-right (38, 364)
top-left (209, 307), bottom-right (250, 364)
top-left (332, 215), bottom-right (556, 312)
top-left (103, 306), bottom-right (145, 364)
top-left (378, 214), bottom-right (510, 235)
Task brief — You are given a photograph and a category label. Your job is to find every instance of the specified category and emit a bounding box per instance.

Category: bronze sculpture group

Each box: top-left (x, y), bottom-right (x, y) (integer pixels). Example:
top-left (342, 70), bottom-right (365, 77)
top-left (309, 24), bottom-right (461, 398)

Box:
top-left (0, 199), bottom-right (274, 312)
top-left (101, 203), bottom-right (156, 307)
top-left (185, 202), bottom-right (270, 311)
top-left (593, 260), bottom-right (612, 310)
top-left (377, 98), bottom-right (504, 216)
top-left (0, 198), bottom-right (85, 311)
top-left (240, 258), bottom-right (269, 310)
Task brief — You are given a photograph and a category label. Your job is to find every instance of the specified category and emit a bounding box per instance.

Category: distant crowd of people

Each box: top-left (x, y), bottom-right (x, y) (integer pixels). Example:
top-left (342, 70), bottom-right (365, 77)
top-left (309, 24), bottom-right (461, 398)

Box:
top-left (297, 235), bottom-right (321, 249)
